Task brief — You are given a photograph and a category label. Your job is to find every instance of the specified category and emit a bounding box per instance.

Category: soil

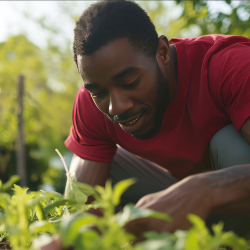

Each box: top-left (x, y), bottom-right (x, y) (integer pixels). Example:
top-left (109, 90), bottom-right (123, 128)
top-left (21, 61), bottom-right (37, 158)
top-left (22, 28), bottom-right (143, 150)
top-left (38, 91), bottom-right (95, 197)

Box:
top-left (0, 240), bottom-right (11, 250)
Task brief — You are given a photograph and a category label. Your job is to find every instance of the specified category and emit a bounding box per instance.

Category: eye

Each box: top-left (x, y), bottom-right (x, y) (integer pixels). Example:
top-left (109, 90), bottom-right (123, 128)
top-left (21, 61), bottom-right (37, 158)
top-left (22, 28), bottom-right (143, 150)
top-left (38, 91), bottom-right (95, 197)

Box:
top-left (122, 77), bottom-right (141, 89)
top-left (90, 91), bottom-right (106, 98)
top-left (91, 90), bottom-right (108, 99)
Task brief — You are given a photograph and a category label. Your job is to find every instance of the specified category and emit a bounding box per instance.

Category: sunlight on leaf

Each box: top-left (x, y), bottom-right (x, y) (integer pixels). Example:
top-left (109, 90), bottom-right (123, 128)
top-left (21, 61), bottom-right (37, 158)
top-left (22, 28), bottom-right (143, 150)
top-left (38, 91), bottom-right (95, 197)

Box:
top-left (113, 178), bottom-right (136, 206)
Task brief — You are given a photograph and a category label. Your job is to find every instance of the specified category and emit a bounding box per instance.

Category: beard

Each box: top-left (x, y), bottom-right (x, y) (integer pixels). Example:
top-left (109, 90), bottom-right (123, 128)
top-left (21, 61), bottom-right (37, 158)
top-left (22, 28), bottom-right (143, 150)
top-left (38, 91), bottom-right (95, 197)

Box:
top-left (134, 62), bottom-right (170, 140)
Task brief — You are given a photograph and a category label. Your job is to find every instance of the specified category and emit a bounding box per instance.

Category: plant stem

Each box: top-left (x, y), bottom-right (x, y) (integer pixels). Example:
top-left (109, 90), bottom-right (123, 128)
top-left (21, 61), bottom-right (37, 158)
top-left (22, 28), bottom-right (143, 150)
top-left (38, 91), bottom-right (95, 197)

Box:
top-left (55, 149), bottom-right (69, 175)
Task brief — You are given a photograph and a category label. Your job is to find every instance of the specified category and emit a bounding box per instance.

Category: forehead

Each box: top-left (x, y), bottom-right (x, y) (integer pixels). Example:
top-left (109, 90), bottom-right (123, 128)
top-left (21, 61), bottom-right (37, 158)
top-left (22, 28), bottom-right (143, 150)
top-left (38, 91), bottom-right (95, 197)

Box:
top-left (77, 38), bottom-right (151, 82)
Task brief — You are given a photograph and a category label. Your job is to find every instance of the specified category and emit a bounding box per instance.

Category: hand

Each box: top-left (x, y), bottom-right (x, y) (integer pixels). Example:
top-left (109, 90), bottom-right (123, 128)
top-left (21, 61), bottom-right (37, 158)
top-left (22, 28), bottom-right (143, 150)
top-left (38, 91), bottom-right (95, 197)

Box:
top-left (40, 236), bottom-right (63, 250)
top-left (125, 174), bottom-right (214, 237)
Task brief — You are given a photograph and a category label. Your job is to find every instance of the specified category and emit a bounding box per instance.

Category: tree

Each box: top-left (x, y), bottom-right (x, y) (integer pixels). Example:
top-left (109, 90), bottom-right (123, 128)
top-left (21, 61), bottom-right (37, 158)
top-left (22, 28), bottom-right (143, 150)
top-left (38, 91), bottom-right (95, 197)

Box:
top-left (140, 1), bottom-right (250, 38)
top-left (0, 34), bottom-right (82, 189)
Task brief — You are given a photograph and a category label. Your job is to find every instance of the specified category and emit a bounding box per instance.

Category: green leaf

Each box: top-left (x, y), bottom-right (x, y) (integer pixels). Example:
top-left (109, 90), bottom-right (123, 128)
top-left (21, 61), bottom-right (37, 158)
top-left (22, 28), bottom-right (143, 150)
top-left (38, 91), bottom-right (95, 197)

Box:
top-left (76, 182), bottom-right (97, 197)
top-left (187, 214), bottom-right (206, 231)
top-left (64, 172), bottom-right (88, 204)
top-left (144, 231), bottom-right (173, 240)
top-left (43, 199), bottom-right (78, 215)
top-left (0, 193), bottom-right (11, 209)
top-left (35, 203), bottom-right (46, 221)
top-left (76, 228), bottom-right (99, 249)
top-left (135, 231), bottom-right (176, 250)
top-left (39, 190), bottom-right (63, 200)
top-left (213, 231), bottom-right (250, 250)
top-left (116, 204), bottom-right (171, 226)
top-left (29, 220), bottom-right (56, 235)
top-left (25, 193), bottom-right (46, 209)
top-left (12, 184), bottom-right (29, 197)
top-left (184, 214), bottom-right (210, 250)
top-left (183, 229), bottom-right (201, 250)
top-left (2, 176), bottom-right (20, 192)
top-left (113, 178), bottom-right (136, 206)
top-left (60, 213), bottom-right (98, 247)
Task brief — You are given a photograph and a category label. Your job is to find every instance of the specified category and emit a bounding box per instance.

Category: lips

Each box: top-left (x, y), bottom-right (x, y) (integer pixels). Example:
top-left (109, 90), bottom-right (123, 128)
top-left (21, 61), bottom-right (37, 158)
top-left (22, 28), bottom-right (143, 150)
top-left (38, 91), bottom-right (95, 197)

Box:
top-left (117, 113), bottom-right (142, 126)
top-left (117, 112), bottom-right (146, 136)
top-left (124, 115), bottom-right (142, 125)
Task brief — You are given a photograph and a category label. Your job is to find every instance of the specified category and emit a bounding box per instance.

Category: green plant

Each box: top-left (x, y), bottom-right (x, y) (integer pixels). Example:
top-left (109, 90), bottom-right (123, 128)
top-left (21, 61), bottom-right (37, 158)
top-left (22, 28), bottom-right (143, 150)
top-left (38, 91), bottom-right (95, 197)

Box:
top-left (0, 152), bottom-right (249, 250)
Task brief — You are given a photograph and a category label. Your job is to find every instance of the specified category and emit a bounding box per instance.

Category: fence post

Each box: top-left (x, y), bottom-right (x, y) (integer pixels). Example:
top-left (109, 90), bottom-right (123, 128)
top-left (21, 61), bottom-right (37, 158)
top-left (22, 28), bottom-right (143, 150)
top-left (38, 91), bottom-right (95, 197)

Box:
top-left (17, 75), bottom-right (27, 187)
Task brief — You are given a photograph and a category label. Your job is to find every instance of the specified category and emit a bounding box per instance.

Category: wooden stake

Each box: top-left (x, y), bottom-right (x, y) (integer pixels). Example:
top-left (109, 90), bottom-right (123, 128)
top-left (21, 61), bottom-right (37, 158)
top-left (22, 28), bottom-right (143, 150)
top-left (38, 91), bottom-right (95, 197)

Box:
top-left (17, 75), bottom-right (27, 187)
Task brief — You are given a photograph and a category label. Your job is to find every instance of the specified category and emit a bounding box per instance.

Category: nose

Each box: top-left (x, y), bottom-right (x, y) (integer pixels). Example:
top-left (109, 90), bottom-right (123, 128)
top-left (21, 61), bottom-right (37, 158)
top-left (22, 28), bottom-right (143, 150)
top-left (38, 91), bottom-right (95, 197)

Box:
top-left (108, 89), bottom-right (133, 117)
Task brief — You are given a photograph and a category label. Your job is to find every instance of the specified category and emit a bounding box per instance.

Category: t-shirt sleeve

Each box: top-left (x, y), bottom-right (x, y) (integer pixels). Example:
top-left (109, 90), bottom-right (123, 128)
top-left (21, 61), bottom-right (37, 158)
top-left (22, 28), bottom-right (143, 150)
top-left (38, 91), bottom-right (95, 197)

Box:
top-left (64, 87), bottom-right (117, 162)
top-left (208, 43), bottom-right (250, 131)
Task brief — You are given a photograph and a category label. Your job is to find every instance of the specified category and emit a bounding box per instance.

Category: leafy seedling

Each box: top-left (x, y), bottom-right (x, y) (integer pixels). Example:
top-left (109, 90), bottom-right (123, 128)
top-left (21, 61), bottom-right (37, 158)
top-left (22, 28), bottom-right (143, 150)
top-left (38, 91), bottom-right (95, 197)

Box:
top-left (55, 149), bottom-right (95, 206)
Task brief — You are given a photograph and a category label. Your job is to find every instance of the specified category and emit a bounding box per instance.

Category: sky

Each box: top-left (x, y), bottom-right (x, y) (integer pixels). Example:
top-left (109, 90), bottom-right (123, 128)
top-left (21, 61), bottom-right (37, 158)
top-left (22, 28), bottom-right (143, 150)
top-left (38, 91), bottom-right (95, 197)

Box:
top-left (0, 1), bottom-right (241, 49)
top-left (0, 1), bottom-right (89, 48)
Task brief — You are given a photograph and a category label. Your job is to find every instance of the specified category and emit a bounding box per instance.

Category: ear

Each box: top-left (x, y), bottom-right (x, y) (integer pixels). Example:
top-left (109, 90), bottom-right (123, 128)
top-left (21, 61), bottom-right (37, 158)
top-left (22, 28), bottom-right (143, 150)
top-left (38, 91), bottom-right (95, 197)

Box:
top-left (156, 35), bottom-right (170, 66)
top-left (77, 54), bottom-right (82, 74)
top-left (77, 55), bottom-right (86, 81)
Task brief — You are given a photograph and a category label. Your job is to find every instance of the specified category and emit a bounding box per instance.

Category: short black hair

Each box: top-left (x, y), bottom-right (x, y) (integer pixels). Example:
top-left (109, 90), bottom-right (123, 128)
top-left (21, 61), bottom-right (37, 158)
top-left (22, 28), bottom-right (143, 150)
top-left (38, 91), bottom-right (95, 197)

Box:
top-left (73, 0), bottom-right (159, 66)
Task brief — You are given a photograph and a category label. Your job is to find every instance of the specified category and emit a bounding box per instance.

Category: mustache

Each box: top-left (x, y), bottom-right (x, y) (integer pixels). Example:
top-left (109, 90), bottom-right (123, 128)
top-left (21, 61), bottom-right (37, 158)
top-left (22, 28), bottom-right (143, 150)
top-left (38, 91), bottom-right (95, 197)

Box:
top-left (107, 108), bottom-right (147, 122)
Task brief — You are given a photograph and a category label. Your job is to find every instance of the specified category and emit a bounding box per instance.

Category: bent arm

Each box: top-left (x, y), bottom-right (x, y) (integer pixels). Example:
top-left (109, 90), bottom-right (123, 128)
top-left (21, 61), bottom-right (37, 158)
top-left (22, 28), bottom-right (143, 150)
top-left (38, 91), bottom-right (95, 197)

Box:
top-left (203, 164), bottom-right (250, 215)
top-left (69, 154), bottom-right (111, 187)
top-left (68, 154), bottom-right (111, 203)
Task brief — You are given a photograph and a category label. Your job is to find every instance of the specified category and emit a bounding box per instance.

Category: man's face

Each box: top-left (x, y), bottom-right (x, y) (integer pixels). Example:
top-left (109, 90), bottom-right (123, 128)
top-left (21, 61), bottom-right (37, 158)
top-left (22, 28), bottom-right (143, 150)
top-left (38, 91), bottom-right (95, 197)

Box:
top-left (77, 38), bottom-right (169, 140)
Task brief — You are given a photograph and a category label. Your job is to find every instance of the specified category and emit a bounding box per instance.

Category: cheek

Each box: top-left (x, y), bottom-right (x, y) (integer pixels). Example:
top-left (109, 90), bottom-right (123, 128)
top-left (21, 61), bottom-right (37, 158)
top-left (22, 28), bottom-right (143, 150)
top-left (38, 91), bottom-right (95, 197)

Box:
top-left (141, 79), bottom-right (158, 106)
top-left (149, 83), bottom-right (158, 100)
top-left (93, 98), bottom-right (110, 115)
top-left (137, 69), bottom-right (159, 106)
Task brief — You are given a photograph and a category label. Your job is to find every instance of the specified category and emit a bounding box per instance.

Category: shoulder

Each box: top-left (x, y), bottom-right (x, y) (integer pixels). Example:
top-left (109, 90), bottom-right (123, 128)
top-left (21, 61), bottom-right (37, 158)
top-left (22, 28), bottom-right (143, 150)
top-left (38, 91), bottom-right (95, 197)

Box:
top-left (207, 38), bottom-right (250, 125)
top-left (171, 35), bottom-right (247, 67)
top-left (171, 35), bottom-right (250, 56)
top-left (170, 35), bottom-right (234, 51)
top-left (208, 40), bottom-right (250, 86)
top-left (201, 35), bottom-right (250, 92)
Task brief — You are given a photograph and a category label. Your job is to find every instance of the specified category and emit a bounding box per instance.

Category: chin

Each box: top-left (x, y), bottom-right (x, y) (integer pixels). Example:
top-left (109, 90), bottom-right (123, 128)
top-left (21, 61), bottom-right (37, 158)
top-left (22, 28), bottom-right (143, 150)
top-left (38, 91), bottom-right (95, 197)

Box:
top-left (130, 126), bottom-right (161, 140)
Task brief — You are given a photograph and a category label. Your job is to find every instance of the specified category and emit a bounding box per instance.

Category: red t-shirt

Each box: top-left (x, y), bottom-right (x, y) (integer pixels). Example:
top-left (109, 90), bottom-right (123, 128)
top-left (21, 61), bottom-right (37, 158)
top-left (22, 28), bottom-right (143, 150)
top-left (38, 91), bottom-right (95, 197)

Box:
top-left (65, 35), bottom-right (250, 180)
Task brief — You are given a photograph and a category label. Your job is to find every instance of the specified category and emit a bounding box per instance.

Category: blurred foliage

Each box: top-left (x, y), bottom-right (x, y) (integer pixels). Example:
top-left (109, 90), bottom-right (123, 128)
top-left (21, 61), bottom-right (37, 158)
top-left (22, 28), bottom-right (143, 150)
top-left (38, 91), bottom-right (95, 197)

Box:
top-left (0, 144), bottom-right (48, 191)
top-left (141, 1), bottom-right (250, 38)
top-left (0, 34), bottom-right (80, 191)
top-left (41, 166), bottom-right (67, 194)
top-left (0, 0), bottom-right (250, 191)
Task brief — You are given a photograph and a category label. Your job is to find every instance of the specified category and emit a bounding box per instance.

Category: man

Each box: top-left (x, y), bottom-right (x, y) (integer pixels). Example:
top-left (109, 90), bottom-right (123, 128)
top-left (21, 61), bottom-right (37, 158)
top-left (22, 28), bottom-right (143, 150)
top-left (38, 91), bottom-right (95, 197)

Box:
top-left (65, 0), bottom-right (250, 236)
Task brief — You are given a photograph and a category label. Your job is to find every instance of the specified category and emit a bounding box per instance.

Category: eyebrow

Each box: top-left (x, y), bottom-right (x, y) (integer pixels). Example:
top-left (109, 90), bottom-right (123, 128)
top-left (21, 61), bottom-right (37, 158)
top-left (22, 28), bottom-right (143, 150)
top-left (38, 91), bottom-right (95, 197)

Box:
top-left (84, 66), bottom-right (139, 90)
top-left (112, 67), bottom-right (139, 81)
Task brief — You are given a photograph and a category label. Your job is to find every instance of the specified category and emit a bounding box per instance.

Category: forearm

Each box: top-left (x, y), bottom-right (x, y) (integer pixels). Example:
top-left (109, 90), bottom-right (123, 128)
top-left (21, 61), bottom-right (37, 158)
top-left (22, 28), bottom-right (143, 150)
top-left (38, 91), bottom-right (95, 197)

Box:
top-left (202, 164), bottom-right (250, 214)
top-left (212, 198), bottom-right (250, 215)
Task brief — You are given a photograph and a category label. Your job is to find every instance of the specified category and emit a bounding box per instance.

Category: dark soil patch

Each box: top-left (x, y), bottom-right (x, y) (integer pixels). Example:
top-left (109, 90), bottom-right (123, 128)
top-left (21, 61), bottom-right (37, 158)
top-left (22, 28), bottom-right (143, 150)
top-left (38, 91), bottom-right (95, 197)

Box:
top-left (0, 240), bottom-right (11, 250)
